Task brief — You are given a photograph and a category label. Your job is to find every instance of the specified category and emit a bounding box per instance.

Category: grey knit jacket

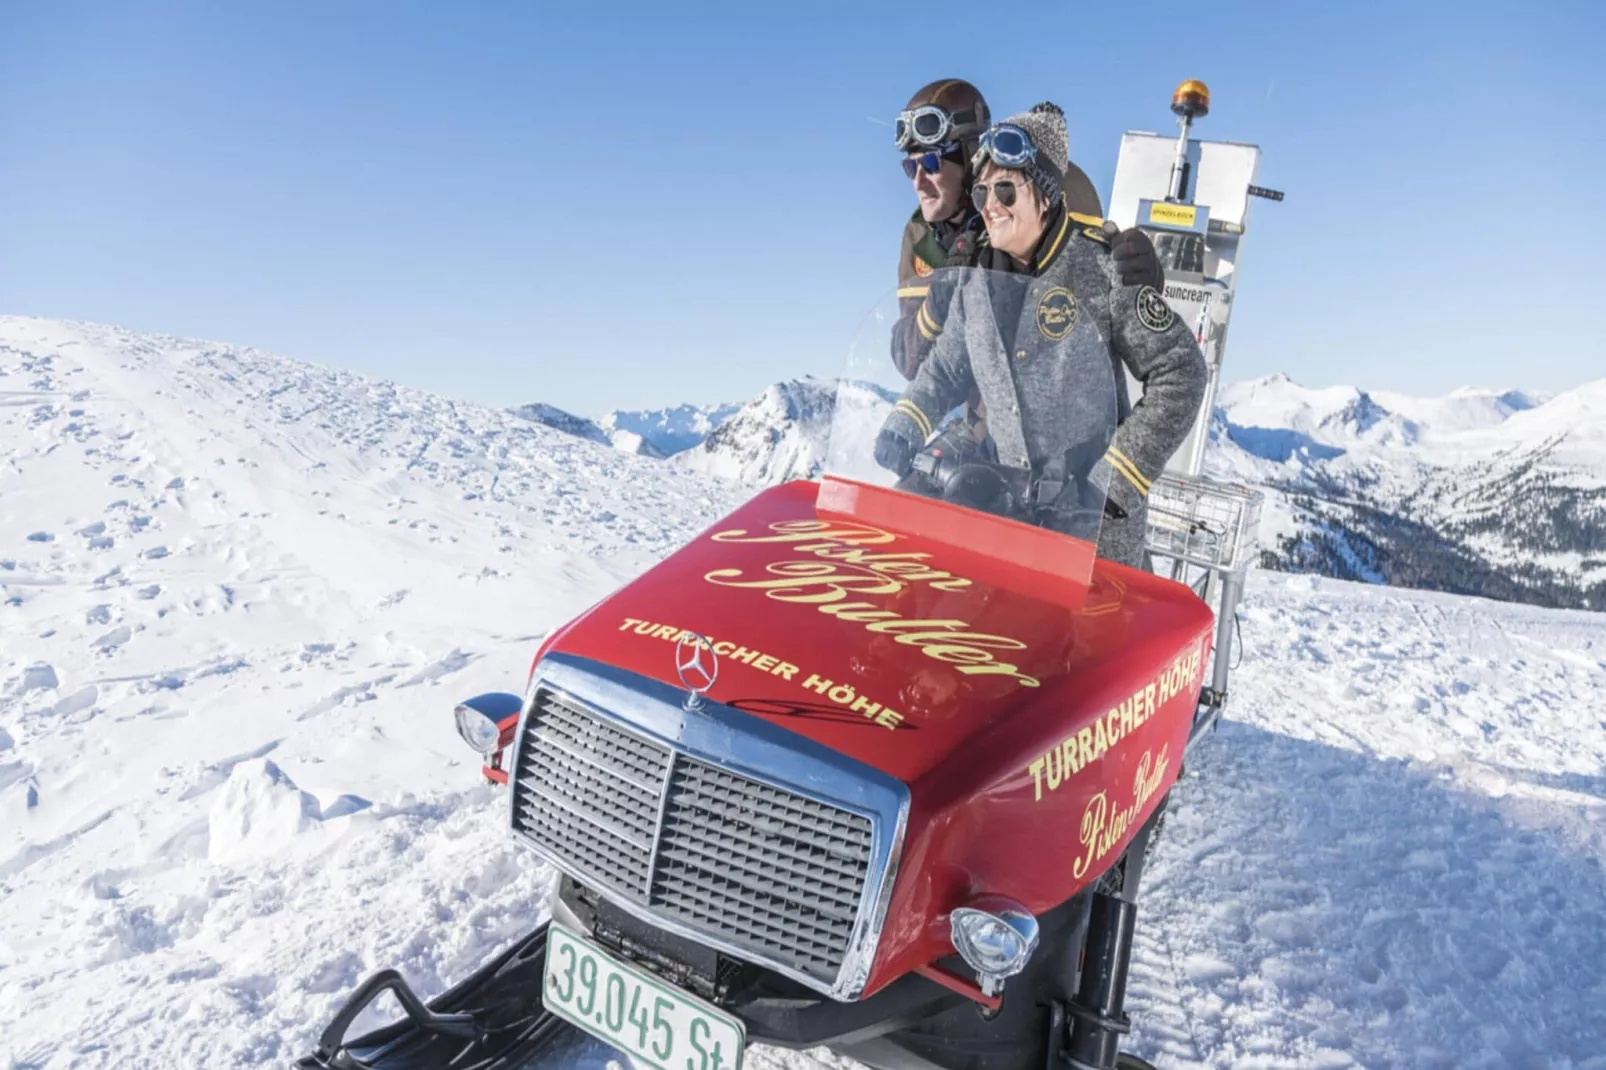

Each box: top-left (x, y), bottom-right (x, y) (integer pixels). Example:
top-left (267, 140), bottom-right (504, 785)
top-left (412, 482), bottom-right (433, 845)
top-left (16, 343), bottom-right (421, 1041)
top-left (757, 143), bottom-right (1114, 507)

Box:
top-left (883, 213), bottom-right (1207, 568)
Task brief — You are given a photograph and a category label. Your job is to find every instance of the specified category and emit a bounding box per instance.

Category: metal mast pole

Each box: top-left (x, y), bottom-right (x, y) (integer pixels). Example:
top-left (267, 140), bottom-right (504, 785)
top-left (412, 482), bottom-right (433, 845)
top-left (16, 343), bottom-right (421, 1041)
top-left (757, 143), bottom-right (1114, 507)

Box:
top-left (1168, 110), bottom-right (1194, 202)
top-left (1167, 80), bottom-right (1212, 476)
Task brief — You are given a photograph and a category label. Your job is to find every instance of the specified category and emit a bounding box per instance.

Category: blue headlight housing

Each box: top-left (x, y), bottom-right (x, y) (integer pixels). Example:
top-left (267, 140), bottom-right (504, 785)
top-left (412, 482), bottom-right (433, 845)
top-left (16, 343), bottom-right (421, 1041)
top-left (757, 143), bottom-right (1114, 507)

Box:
top-left (453, 692), bottom-right (523, 756)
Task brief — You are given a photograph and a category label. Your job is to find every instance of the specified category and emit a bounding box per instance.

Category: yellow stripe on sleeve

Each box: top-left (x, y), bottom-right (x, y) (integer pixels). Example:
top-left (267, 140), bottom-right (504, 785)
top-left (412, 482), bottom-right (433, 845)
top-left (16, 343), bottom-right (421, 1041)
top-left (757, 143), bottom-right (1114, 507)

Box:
top-left (896, 400), bottom-right (934, 441)
top-left (1105, 446), bottom-right (1152, 494)
top-left (898, 286), bottom-right (930, 298)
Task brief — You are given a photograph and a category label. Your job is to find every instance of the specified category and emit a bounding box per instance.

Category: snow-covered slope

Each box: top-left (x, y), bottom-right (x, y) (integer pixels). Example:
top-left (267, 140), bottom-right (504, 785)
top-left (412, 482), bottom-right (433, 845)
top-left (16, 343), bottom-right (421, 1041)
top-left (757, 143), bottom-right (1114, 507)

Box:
top-left (1473, 377), bottom-right (1606, 471)
top-left (1124, 577), bottom-right (1606, 1068)
top-left (3, 317), bottom-right (1604, 1069)
top-left (600, 401), bottom-right (740, 457)
top-left (0, 316), bottom-right (746, 1067)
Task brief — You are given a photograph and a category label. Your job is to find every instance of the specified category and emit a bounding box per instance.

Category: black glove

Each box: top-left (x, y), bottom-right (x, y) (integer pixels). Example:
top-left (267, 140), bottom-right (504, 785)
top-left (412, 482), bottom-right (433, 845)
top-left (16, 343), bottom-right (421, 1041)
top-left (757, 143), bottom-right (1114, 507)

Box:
top-left (948, 229), bottom-right (983, 267)
top-left (874, 426), bottom-right (917, 478)
top-left (1105, 221), bottom-right (1164, 291)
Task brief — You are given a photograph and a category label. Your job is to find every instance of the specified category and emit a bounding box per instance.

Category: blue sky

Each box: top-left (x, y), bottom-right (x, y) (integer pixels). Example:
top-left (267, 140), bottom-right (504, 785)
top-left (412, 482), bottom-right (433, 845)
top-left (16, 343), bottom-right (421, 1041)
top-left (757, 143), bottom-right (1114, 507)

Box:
top-left (2, 1), bottom-right (1601, 416)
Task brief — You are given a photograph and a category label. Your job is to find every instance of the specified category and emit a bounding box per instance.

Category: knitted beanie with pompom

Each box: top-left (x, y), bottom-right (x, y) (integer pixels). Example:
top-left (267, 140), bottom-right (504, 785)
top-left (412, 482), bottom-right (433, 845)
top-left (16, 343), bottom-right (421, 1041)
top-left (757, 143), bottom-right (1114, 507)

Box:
top-left (977, 101), bottom-right (1068, 206)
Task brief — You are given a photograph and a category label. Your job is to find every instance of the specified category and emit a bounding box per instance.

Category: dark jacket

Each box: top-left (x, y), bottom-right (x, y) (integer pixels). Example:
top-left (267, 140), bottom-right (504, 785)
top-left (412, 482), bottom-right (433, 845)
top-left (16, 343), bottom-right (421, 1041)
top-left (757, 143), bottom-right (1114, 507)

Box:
top-left (893, 161), bottom-right (1103, 379)
top-left (893, 208), bottom-right (983, 378)
top-left (885, 204), bottom-right (1208, 567)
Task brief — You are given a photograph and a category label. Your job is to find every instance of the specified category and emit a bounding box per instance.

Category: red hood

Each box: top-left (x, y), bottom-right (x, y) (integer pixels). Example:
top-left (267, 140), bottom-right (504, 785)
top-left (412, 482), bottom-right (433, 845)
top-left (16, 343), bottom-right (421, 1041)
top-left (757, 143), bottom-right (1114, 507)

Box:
top-left (542, 479), bottom-right (1210, 785)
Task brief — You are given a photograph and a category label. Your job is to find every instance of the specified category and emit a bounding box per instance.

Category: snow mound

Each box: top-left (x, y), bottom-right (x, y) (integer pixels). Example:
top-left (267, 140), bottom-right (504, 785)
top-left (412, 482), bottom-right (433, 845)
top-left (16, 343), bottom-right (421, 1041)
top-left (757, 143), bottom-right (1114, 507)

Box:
top-left (207, 759), bottom-right (322, 865)
top-left (9, 662), bottom-right (60, 695)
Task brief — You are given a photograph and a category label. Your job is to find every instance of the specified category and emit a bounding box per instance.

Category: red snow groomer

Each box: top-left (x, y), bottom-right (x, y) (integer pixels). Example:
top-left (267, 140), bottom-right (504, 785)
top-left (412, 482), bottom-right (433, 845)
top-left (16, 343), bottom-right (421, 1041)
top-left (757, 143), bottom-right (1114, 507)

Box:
top-left (303, 263), bottom-right (1261, 1070)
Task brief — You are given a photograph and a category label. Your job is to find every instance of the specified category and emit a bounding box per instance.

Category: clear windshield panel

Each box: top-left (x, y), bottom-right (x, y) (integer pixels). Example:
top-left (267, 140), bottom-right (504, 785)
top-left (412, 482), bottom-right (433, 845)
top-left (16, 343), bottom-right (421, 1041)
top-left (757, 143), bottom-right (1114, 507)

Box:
top-left (821, 267), bottom-right (1117, 587)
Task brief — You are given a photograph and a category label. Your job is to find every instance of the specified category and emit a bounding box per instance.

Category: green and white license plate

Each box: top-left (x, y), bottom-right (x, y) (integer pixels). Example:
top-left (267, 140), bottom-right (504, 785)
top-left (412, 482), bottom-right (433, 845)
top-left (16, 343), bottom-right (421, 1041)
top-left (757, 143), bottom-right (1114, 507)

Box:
top-left (543, 921), bottom-right (746, 1070)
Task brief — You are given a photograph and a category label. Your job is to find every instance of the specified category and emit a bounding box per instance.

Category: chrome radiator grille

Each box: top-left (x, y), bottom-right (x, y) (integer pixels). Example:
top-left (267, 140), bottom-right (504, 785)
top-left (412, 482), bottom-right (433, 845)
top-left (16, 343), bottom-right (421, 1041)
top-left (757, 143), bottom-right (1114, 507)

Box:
top-left (514, 689), bottom-right (670, 903)
top-left (514, 687), bottom-right (875, 985)
top-left (654, 758), bottom-right (873, 982)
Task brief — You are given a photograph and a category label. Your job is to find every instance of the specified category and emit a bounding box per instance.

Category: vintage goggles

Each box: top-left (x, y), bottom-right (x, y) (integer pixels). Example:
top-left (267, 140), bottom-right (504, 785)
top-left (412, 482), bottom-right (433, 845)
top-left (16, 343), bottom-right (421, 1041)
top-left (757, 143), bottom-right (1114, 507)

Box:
top-left (901, 144), bottom-right (961, 179)
top-left (895, 104), bottom-right (975, 150)
top-left (975, 123), bottom-right (1039, 169)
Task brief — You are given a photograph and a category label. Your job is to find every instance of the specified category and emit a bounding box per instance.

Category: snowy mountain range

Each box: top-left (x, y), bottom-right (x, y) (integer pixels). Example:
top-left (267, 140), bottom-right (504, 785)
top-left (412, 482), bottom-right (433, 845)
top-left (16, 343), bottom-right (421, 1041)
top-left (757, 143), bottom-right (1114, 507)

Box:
top-left (599, 401), bottom-right (742, 458)
top-left (509, 399), bottom-right (743, 460)
top-left (606, 370), bottom-right (1604, 612)
top-left (3, 316), bottom-right (1604, 1068)
top-left (1208, 374), bottom-right (1605, 610)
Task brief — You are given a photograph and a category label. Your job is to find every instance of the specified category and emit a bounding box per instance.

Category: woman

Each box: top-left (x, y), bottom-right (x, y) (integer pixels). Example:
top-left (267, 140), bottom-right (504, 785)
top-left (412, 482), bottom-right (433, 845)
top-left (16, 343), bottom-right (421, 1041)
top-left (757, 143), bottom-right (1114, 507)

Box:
top-left (875, 103), bottom-right (1208, 569)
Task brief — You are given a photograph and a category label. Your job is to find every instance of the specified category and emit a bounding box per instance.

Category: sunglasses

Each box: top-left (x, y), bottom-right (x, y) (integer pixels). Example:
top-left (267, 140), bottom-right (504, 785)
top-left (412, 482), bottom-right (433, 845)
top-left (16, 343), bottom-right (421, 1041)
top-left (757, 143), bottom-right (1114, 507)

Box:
top-left (901, 145), bottom-right (960, 179)
top-left (971, 180), bottom-right (1019, 211)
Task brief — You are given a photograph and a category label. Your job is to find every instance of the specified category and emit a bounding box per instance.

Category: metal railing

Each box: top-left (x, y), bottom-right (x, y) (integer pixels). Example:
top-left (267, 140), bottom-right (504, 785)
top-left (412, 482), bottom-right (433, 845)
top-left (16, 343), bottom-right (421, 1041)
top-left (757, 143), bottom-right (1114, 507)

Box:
top-left (1144, 473), bottom-right (1263, 734)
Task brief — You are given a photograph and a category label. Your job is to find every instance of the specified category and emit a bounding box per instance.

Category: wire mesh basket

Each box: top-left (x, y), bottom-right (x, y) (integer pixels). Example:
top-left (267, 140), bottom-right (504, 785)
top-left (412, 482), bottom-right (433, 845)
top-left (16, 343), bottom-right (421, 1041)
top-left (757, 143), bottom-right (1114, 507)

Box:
top-left (1144, 473), bottom-right (1264, 573)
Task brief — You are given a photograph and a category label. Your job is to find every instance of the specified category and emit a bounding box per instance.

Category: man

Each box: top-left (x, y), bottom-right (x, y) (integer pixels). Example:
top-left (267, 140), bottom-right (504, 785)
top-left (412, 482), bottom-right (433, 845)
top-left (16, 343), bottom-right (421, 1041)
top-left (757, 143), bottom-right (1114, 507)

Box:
top-left (890, 81), bottom-right (1167, 463)
top-left (891, 79), bottom-right (991, 398)
top-left (877, 103), bottom-right (1207, 568)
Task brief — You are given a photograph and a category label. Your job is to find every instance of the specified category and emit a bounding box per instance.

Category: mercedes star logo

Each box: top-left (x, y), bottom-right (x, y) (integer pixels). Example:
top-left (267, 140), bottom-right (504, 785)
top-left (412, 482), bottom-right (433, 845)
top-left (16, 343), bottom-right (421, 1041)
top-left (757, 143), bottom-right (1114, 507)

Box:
top-left (674, 632), bottom-right (719, 708)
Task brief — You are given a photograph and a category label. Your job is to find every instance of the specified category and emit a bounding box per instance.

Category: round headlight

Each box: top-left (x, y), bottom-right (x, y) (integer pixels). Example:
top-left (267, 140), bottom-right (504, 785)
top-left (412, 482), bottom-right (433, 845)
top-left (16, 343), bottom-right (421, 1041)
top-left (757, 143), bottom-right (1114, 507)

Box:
top-left (455, 703), bottom-right (503, 755)
top-left (950, 899), bottom-right (1039, 983)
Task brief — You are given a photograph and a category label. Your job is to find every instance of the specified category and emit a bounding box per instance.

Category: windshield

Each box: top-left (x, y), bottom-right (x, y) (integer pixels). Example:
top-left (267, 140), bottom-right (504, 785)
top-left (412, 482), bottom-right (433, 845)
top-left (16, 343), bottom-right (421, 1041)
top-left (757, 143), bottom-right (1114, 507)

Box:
top-left (819, 267), bottom-right (1117, 589)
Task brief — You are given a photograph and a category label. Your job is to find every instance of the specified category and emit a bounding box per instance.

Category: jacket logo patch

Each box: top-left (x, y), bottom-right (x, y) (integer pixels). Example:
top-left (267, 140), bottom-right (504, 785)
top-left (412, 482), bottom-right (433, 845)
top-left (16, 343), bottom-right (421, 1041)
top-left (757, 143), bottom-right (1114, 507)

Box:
top-left (1036, 287), bottom-right (1079, 341)
top-left (913, 255), bottom-right (934, 278)
top-left (1135, 286), bottom-right (1175, 333)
